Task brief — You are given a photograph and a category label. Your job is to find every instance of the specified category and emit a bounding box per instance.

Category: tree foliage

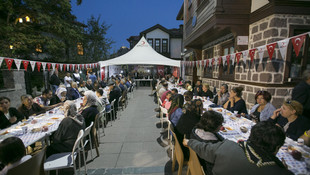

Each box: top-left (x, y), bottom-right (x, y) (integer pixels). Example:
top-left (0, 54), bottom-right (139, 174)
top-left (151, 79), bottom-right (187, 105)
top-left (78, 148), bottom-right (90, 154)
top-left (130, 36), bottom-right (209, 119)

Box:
top-left (0, 0), bottom-right (112, 63)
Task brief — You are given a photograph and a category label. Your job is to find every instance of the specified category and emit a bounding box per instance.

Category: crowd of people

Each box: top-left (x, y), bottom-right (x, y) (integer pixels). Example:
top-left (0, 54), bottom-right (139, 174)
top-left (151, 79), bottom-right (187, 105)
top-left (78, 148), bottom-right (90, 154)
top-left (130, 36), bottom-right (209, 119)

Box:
top-left (154, 70), bottom-right (310, 175)
top-left (0, 70), bottom-right (134, 174)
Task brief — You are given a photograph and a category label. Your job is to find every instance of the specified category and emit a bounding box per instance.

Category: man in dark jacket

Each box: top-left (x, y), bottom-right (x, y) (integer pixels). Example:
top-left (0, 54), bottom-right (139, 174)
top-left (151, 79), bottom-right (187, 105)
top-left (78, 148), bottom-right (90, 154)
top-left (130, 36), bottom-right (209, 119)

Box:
top-left (108, 81), bottom-right (121, 119)
top-left (50, 70), bottom-right (61, 94)
top-left (183, 121), bottom-right (294, 175)
top-left (292, 70), bottom-right (310, 119)
top-left (194, 80), bottom-right (202, 96)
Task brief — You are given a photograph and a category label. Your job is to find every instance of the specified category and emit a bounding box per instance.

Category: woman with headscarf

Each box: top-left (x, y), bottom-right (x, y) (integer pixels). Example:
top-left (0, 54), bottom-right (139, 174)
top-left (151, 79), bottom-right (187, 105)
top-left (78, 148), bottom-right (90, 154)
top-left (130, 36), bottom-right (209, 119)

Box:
top-left (46, 101), bottom-right (85, 158)
top-left (168, 94), bottom-right (184, 127)
top-left (80, 91), bottom-right (99, 127)
top-left (50, 87), bottom-right (67, 105)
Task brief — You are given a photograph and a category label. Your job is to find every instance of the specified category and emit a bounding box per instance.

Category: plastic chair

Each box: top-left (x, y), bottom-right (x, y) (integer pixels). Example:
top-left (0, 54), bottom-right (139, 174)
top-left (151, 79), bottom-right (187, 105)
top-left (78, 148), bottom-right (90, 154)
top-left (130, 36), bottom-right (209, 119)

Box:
top-left (106, 99), bottom-right (116, 126)
top-left (95, 109), bottom-right (106, 143)
top-left (44, 130), bottom-right (85, 175)
top-left (91, 121), bottom-right (100, 158)
top-left (187, 147), bottom-right (205, 175)
top-left (171, 129), bottom-right (187, 175)
top-left (7, 147), bottom-right (47, 175)
top-left (117, 95), bottom-right (123, 112)
top-left (83, 122), bottom-right (94, 161)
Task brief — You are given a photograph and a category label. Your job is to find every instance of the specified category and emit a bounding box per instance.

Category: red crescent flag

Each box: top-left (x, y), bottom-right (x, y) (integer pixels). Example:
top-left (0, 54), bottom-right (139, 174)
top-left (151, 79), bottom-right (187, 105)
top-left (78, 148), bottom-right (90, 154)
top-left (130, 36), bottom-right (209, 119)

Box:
top-left (206, 60), bottom-right (209, 67)
top-left (69, 64), bottom-right (73, 71)
top-left (47, 63), bottom-right (51, 71)
top-left (4, 58), bottom-right (14, 70)
top-left (226, 55), bottom-right (230, 66)
top-left (236, 53), bottom-right (242, 64)
top-left (218, 56), bottom-right (222, 66)
top-left (36, 62), bottom-right (41, 72)
top-left (55, 64), bottom-right (59, 70)
top-left (292, 34), bottom-right (306, 57)
top-left (75, 64), bottom-right (78, 70)
top-left (22, 60), bottom-right (29, 70)
top-left (63, 64), bottom-right (66, 71)
top-left (80, 64), bottom-right (83, 69)
top-left (266, 43), bottom-right (277, 60)
top-left (249, 49), bottom-right (256, 63)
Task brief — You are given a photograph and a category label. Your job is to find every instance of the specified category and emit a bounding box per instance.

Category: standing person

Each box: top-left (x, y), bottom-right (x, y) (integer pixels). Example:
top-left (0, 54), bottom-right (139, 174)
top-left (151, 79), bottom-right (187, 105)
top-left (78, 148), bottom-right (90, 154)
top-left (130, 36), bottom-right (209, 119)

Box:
top-left (183, 121), bottom-right (294, 175)
top-left (64, 72), bottom-right (72, 88)
top-left (49, 69), bottom-right (61, 94)
top-left (89, 72), bottom-right (97, 84)
top-left (72, 69), bottom-right (81, 85)
top-left (194, 80), bottom-right (203, 96)
top-left (108, 81), bottom-right (121, 119)
top-left (214, 84), bottom-right (229, 106)
top-left (249, 91), bottom-right (276, 122)
top-left (292, 70), bottom-right (310, 118)
top-left (0, 97), bottom-right (24, 129)
top-left (223, 87), bottom-right (247, 114)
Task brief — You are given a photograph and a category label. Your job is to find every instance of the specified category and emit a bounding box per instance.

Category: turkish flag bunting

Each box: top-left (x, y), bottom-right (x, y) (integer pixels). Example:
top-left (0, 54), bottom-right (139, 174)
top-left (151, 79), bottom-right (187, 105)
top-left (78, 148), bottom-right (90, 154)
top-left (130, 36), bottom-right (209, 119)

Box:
top-left (70, 64), bottom-right (73, 71)
top-left (15, 59), bottom-right (22, 71)
top-left (47, 63), bottom-right (51, 71)
top-left (75, 64), bottom-right (78, 70)
top-left (249, 49), bottom-right (256, 63)
top-left (80, 64), bottom-right (83, 69)
top-left (292, 34), bottom-right (306, 57)
top-left (5, 58), bottom-right (14, 70)
top-left (84, 64), bottom-right (87, 69)
top-left (63, 64), bottom-right (66, 71)
top-left (266, 43), bottom-right (277, 60)
top-left (22, 60), bottom-right (29, 70)
top-left (212, 58), bottom-right (215, 65)
top-left (236, 52), bottom-right (242, 64)
top-left (36, 62), bottom-right (41, 72)
top-left (206, 60), bottom-right (209, 67)
top-left (218, 57), bottom-right (222, 66)
top-left (57, 64), bottom-right (60, 70)
top-left (226, 55), bottom-right (230, 66)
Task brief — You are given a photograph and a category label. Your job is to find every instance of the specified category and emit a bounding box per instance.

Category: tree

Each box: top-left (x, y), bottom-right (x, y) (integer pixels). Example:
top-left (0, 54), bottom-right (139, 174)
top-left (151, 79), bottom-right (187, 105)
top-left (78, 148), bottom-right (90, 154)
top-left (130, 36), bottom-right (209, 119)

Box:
top-left (83, 15), bottom-right (114, 62)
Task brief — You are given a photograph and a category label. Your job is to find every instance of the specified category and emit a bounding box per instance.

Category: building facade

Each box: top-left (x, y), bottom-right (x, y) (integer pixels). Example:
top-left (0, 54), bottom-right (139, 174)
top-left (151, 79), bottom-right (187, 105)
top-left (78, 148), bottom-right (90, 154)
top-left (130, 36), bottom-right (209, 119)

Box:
top-left (178, 0), bottom-right (310, 109)
top-left (127, 24), bottom-right (183, 60)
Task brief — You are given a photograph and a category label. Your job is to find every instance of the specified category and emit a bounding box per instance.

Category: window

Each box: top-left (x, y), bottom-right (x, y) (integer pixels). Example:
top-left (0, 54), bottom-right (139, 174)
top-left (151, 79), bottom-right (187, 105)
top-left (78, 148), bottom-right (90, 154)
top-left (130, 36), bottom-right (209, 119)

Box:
top-left (219, 42), bottom-right (235, 80)
top-left (203, 48), bottom-right (213, 78)
top-left (162, 39), bottom-right (168, 53)
top-left (287, 27), bottom-right (310, 81)
top-left (77, 42), bottom-right (83, 55)
top-left (148, 39), bottom-right (153, 48)
top-left (0, 70), bottom-right (15, 90)
top-left (155, 39), bottom-right (160, 52)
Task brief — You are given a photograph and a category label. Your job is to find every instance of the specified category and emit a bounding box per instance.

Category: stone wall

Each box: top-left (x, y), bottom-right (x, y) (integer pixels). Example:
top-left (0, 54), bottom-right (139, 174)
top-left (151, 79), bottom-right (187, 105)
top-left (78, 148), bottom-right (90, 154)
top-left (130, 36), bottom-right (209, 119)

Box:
top-left (0, 70), bottom-right (26, 108)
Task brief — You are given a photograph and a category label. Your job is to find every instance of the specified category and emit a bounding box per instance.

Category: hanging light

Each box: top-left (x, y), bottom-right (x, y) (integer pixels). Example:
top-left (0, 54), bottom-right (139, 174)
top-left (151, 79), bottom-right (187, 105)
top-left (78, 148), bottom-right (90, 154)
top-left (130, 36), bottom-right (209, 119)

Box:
top-left (19, 18), bottom-right (23, 23)
top-left (25, 16), bottom-right (30, 22)
top-left (9, 45), bottom-right (13, 49)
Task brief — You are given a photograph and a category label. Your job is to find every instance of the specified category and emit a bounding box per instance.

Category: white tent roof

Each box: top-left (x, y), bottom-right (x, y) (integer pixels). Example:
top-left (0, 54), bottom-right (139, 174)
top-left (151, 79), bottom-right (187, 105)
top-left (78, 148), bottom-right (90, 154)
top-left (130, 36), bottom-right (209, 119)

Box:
top-left (99, 36), bottom-right (180, 67)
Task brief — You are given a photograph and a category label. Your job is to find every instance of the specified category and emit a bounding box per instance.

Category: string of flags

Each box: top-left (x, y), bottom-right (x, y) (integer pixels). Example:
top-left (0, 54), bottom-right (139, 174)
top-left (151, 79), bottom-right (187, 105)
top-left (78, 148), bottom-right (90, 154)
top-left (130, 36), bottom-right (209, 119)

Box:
top-left (181, 31), bottom-right (310, 69)
top-left (0, 57), bottom-right (100, 72)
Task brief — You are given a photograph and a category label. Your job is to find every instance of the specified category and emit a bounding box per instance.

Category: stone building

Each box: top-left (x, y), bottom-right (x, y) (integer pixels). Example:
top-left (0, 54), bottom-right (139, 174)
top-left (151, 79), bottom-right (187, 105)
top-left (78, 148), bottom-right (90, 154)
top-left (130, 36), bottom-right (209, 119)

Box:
top-left (177, 0), bottom-right (310, 109)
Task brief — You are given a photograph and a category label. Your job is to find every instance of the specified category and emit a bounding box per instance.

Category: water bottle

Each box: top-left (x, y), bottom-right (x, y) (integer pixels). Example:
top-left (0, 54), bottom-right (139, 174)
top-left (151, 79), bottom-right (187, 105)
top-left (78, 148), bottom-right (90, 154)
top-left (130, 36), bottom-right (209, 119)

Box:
top-left (207, 97), bottom-right (210, 103)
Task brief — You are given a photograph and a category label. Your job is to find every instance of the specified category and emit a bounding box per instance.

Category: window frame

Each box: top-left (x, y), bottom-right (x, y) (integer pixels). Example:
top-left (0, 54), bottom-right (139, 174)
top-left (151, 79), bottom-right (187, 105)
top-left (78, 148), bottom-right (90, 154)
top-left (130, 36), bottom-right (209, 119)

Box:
top-left (162, 39), bottom-right (168, 53)
top-left (155, 38), bottom-right (161, 52)
top-left (203, 48), bottom-right (214, 78)
top-left (219, 41), bottom-right (235, 81)
top-left (147, 38), bottom-right (153, 48)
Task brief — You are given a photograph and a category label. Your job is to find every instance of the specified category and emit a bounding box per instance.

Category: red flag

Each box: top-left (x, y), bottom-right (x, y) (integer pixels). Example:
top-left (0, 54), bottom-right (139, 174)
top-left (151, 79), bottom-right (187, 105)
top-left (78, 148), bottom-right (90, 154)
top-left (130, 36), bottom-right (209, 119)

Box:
top-left (249, 49), bottom-right (256, 63)
top-left (292, 34), bottom-right (306, 57)
top-left (212, 58), bottom-right (215, 65)
top-left (56, 64), bottom-right (59, 70)
top-left (47, 63), bottom-right (51, 71)
top-left (4, 58), bottom-right (14, 70)
top-left (226, 55), bottom-right (230, 66)
top-left (84, 64), bottom-right (87, 69)
top-left (63, 64), bottom-right (66, 71)
top-left (75, 64), bottom-right (78, 70)
top-left (236, 52), bottom-right (242, 64)
top-left (22, 60), bottom-right (29, 70)
top-left (69, 64), bottom-right (73, 71)
top-left (206, 60), bottom-right (209, 67)
top-left (36, 62), bottom-right (41, 72)
top-left (80, 64), bottom-right (83, 69)
top-left (266, 43), bottom-right (277, 60)
top-left (218, 56), bottom-right (222, 65)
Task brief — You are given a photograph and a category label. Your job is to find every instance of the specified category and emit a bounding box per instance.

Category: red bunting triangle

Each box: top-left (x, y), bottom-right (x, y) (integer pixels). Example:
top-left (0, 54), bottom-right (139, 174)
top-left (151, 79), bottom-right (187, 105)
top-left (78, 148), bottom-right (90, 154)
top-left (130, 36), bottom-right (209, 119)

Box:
top-left (63, 64), bottom-right (66, 71)
top-left (75, 64), bottom-right (78, 70)
top-left (47, 63), bottom-right (51, 71)
top-left (80, 64), bottom-right (83, 69)
top-left (69, 64), bottom-right (73, 71)
top-left (292, 34), bottom-right (306, 57)
top-left (206, 60), bottom-right (209, 67)
top-left (55, 64), bottom-right (59, 70)
top-left (36, 62), bottom-right (41, 72)
top-left (266, 43), bottom-right (277, 60)
top-left (236, 53), bottom-right (242, 64)
top-left (4, 58), bottom-right (14, 70)
top-left (22, 60), bottom-right (29, 70)
top-left (226, 55), bottom-right (230, 66)
top-left (249, 49), bottom-right (256, 63)
top-left (218, 57), bottom-right (222, 66)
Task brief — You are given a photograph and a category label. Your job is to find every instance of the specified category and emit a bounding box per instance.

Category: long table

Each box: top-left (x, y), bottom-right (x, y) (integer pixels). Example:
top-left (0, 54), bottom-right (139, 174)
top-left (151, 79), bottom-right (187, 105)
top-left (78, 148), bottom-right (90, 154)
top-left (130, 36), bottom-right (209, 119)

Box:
top-left (167, 84), bottom-right (310, 175)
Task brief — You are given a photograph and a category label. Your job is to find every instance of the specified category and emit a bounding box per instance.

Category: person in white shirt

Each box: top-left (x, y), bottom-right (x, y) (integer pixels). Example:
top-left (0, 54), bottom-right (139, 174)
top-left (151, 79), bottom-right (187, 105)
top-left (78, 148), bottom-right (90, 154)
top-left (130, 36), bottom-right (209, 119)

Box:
top-left (64, 72), bottom-right (72, 87)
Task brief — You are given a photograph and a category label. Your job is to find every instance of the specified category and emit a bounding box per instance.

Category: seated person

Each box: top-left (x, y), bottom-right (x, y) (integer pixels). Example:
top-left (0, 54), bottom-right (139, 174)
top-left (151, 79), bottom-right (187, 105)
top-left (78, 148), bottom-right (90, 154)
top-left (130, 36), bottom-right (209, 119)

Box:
top-left (67, 82), bottom-right (81, 100)
top-left (162, 92), bottom-right (172, 110)
top-left (183, 90), bottom-right (193, 104)
top-left (268, 100), bottom-right (310, 141)
top-left (0, 97), bottom-right (24, 129)
top-left (185, 81), bottom-right (193, 91)
top-left (215, 84), bottom-right (229, 106)
top-left (223, 87), bottom-right (247, 114)
top-left (80, 91), bottom-right (99, 127)
top-left (184, 121), bottom-right (294, 175)
top-left (300, 130), bottom-right (310, 147)
top-left (18, 95), bottom-right (45, 119)
top-left (50, 87), bottom-right (67, 105)
top-left (0, 137), bottom-right (31, 174)
top-left (168, 94), bottom-right (184, 127)
top-left (175, 99), bottom-right (203, 160)
top-left (78, 81), bottom-right (88, 96)
top-left (249, 91), bottom-right (276, 122)
top-left (190, 111), bottom-right (224, 174)
top-left (33, 89), bottom-right (61, 110)
top-left (201, 84), bottom-right (213, 99)
top-left (193, 80), bottom-right (202, 96)
top-left (96, 89), bottom-right (111, 112)
top-left (86, 79), bottom-right (95, 91)
top-left (46, 101), bottom-right (85, 158)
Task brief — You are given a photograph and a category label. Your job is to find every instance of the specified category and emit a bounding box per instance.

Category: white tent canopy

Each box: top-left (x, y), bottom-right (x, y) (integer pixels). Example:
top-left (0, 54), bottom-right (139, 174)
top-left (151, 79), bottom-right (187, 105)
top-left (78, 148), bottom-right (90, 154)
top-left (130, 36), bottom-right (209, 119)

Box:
top-left (99, 36), bottom-right (180, 67)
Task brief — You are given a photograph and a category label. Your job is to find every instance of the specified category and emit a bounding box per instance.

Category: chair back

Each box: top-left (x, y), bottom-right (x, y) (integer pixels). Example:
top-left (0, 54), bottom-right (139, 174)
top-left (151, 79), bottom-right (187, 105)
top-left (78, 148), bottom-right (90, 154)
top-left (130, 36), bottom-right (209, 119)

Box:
top-left (188, 147), bottom-right (205, 175)
top-left (110, 99), bottom-right (116, 110)
top-left (159, 106), bottom-right (168, 119)
top-left (72, 130), bottom-right (84, 160)
top-left (7, 147), bottom-right (47, 175)
top-left (171, 129), bottom-right (186, 175)
top-left (84, 122), bottom-right (94, 139)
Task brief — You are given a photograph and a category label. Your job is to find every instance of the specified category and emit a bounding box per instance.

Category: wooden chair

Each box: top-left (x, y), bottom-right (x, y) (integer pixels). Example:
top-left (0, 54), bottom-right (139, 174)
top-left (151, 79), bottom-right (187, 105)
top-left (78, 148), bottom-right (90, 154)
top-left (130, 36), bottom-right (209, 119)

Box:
top-left (44, 130), bottom-right (84, 175)
top-left (7, 147), bottom-right (46, 175)
top-left (187, 147), bottom-right (205, 175)
top-left (171, 129), bottom-right (187, 175)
